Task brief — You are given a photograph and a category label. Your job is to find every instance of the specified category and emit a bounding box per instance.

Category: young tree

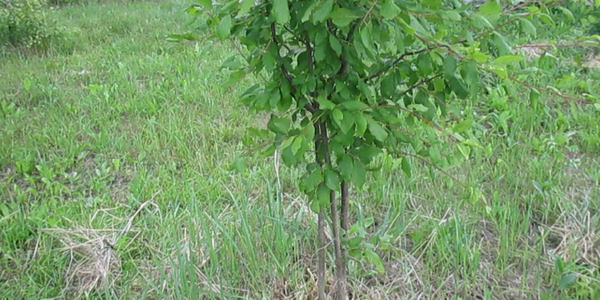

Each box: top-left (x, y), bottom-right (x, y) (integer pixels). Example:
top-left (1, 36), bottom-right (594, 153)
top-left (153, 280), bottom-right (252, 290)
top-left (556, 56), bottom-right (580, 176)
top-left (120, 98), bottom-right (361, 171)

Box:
top-left (176, 0), bottom-right (598, 299)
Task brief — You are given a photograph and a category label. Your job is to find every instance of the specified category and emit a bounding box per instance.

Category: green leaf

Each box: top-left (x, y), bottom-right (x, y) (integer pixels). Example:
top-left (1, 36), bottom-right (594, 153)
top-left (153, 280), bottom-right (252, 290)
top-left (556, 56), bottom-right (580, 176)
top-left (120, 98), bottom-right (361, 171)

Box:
top-left (217, 15), bottom-right (232, 40)
top-left (359, 25), bottom-right (374, 54)
top-left (304, 121), bottom-right (315, 141)
top-left (409, 15), bottom-right (428, 36)
top-left (417, 53), bottom-right (433, 76)
top-left (329, 140), bottom-right (345, 157)
top-left (398, 18), bottom-right (416, 34)
top-left (314, 43), bottom-right (327, 62)
top-left (470, 14), bottom-right (494, 29)
top-left (220, 56), bottom-right (242, 71)
top-left (364, 249), bottom-right (385, 274)
top-left (338, 155), bottom-right (353, 181)
top-left (340, 111), bottom-right (355, 133)
top-left (222, 70), bottom-right (246, 89)
top-left (267, 115), bottom-right (290, 134)
top-left (441, 11), bottom-right (461, 21)
top-left (341, 101), bottom-right (368, 111)
top-left (493, 55), bottom-right (523, 64)
top-left (478, 1), bottom-right (502, 25)
top-left (380, 0), bottom-right (401, 19)
top-left (291, 136), bottom-right (303, 155)
top-left (302, 2), bottom-right (317, 22)
top-left (462, 60), bottom-right (479, 87)
top-left (348, 236), bottom-right (364, 248)
top-left (558, 273), bottom-right (577, 290)
top-left (366, 117), bottom-right (388, 142)
top-left (238, 0), bottom-right (254, 16)
top-left (467, 50), bottom-right (489, 63)
top-left (317, 96), bottom-right (336, 110)
top-left (329, 35), bottom-right (342, 56)
top-left (457, 144), bottom-right (471, 160)
top-left (229, 156), bottom-right (248, 172)
top-left (310, 198), bottom-right (320, 213)
top-left (332, 108), bottom-right (344, 128)
top-left (348, 248), bottom-right (363, 258)
top-left (355, 113), bottom-right (367, 136)
top-left (520, 19), bottom-right (537, 37)
top-left (401, 157), bottom-right (411, 177)
top-left (198, 0), bottom-right (212, 10)
top-left (330, 7), bottom-right (357, 27)
top-left (317, 184), bottom-right (331, 206)
top-left (380, 75), bottom-right (396, 98)
top-left (448, 76), bottom-right (469, 99)
top-left (272, 0), bottom-right (290, 24)
top-left (453, 119), bottom-right (472, 133)
top-left (281, 144), bottom-right (297, 166)
top-left (433, 77), bottom-right (445, 92)
top-left (302, 168), bottom-right (323, 193)
top-left (351, 158), bottom-right (367, 187)
top-left (493, 33), bottom-right (512, 56)
top-left (538, 13), bottom-right (555, 25)
top-left (355, 144), bottom-right (381, 164)
top-left (443, 55), bottom-right (457, 79)
top-left (490, 67), bottom-right (507, 78)
top-left (325, 168), bottom-right (341, 191)
top-left (313, 0), bottom-right (334, 24)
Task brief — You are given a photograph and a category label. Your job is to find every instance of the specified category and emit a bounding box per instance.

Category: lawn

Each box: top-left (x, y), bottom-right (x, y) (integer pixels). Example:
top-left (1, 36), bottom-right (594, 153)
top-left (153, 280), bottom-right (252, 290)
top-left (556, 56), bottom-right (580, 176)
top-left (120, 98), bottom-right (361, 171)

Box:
top-left (1, 0), bottom-right (599, 299)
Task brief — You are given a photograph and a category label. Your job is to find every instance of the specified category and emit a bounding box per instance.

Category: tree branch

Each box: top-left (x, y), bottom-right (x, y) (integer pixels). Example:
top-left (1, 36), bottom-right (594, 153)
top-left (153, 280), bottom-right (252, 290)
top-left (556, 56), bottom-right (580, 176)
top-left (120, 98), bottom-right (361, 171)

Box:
top-left (317, 121), bottom-right (347, 300)
top-left (374, 74), bottom-right (442, 108)
top-left (508, 75), bottom-right (593, 104)
top-left (364, 103), bottom-right (444, 132)
top-left (314, 122), bottom-right (327, 300)
top-left (398, 74), bottom-right (442, 99)
top-left (302, 31), bottom-right (319, 111)
top-left (270, 23), bottom-right (294, 84)
top-left (366, 48), bottom-right (430, 82)
top-left (395, 150), bottom-right (468, 189)
top-left (329, 20), bottom-right (349, 80)
top-left (304, 34), bottom-right (315, 74)
top-left (270, 23), bottom-right (318, 113)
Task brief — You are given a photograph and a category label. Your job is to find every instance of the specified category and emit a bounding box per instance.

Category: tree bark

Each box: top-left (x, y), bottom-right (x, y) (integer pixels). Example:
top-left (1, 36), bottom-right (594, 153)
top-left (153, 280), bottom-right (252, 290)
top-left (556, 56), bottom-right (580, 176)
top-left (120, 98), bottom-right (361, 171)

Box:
top-left (317, 208), bottom-right (326, 300)
top-left (339, 180), bottom-right (349, 296)
top-left (341, 181), bottom-right (349, 232)
top-left (317, 122), bottom-right (347, 300)
top-left (314, 122), bottom-right (327, 300)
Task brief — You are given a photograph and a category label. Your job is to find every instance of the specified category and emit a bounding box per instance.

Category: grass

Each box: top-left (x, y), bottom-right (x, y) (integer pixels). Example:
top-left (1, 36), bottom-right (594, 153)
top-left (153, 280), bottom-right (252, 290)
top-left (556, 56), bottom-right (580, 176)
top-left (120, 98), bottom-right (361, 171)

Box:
top-left (1, 0), bottom-right (599, 299)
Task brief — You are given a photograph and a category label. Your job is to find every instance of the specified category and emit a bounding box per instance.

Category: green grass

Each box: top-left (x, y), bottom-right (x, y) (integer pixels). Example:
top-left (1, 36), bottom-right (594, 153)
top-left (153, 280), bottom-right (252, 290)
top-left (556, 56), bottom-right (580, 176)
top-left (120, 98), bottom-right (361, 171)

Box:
top-left (1, 1), bottom-right (599, 299)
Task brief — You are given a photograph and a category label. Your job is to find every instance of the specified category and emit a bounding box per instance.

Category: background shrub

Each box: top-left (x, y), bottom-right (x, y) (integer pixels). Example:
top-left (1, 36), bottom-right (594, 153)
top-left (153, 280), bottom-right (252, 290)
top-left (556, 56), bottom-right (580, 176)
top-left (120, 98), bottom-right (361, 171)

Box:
top-left (47, 0), bottom-right (77, 7)
top-left (0, 0), bottom-right (63, 50)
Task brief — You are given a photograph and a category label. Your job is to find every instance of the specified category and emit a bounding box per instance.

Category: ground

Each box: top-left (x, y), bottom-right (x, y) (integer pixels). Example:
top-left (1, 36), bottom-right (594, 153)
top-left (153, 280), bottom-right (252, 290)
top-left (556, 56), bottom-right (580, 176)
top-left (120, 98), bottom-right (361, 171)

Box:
top-left (1, 0), bottom-right (599, 299)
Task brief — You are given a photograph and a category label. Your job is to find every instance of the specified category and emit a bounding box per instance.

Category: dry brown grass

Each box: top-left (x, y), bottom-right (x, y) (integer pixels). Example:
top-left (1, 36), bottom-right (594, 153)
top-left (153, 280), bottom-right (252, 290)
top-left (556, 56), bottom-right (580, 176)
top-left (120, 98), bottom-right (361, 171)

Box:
top-left (40, 200), bottom-right (158, 298)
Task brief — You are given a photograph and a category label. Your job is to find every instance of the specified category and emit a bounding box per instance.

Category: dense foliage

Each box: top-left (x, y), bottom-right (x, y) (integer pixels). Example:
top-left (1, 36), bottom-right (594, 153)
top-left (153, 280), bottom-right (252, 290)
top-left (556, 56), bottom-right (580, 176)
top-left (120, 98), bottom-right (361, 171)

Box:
top-left (0, 0), bottom-right (62, 49)
top-left (183, 0), bottom-right (599, 298)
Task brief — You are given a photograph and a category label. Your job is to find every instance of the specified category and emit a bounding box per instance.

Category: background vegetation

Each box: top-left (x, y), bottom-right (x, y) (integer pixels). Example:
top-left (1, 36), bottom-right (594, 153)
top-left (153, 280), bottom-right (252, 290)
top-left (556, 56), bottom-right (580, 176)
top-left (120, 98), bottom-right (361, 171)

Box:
top-left (1, 0), bottom-right (599, 299)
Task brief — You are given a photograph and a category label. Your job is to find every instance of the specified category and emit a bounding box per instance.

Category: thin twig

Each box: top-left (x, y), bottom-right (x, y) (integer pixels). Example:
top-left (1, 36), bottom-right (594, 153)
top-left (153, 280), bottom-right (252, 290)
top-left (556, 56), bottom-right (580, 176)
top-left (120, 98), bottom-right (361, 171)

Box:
top-left (508, 75), bottom-right (593, 104)
top-left (366, 48), bottom-right (430, 82)
top-left (399, 151), bottom-right (468, 189)
top-left (270, 23), bottom-right (294, 84)
top-left (364, 104), bottom-right (444, 132)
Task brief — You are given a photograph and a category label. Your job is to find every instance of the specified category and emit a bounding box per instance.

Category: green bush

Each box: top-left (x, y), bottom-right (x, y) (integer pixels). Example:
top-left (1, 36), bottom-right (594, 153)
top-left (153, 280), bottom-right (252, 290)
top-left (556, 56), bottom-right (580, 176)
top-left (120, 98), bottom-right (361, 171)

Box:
top-left (47, 0), bottom-right (77, 7)
top-left (0, 0), bottom-right (62, 50)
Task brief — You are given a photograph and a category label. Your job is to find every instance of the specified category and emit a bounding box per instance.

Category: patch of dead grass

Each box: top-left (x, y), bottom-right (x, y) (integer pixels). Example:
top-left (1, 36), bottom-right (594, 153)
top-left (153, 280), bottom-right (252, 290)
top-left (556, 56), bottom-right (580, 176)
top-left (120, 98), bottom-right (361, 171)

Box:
top-left (40, 200), bottom-right (158, 298)
top-left (43, 227), bottom-right (122, 298)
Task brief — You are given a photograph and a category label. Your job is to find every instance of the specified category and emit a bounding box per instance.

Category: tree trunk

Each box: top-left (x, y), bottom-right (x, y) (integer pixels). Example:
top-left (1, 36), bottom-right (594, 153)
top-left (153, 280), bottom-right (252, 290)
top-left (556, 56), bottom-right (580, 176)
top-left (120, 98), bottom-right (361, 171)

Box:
top-left (316, 121), bottom-right (348, 300)
top-left (314, 122), bottom-right (327, 300)
top-left (339, 180), bottom-right (349, 299)
top-left (317, 208), bottom-right (326, 300)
